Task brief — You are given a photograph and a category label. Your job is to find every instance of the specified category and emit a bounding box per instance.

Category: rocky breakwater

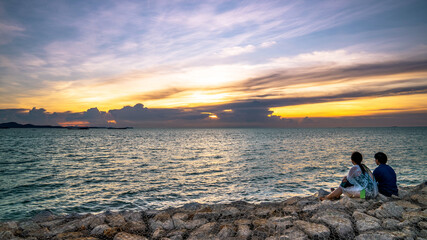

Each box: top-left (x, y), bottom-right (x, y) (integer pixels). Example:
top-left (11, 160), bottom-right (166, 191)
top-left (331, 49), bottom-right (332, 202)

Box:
top-left (1, 182), bottom-right (426, 240)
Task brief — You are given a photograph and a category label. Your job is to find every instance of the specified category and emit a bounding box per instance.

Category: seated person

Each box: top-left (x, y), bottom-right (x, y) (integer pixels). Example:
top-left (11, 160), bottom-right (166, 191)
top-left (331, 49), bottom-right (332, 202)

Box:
top-left (320, 152), bottom-right (378, 200)
top-left (373, 152), bottom-right (398, 197)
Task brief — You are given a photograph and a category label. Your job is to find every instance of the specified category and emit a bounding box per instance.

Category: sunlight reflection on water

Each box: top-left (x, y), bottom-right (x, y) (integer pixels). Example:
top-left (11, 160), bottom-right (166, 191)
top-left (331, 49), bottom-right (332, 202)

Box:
top-left (0, 127), bottom-right (426, 220)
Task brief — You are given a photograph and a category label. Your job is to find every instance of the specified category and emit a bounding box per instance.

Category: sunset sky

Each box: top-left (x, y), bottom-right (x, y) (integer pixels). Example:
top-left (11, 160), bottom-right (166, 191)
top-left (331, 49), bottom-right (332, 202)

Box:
top-left (0, 0), bottom-right (426, 127)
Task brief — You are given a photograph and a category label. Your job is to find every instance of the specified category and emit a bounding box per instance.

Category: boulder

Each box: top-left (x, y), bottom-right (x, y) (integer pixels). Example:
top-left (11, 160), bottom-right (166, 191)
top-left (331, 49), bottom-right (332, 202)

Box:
top-left (353, 211), bottom-right (381, 232)
top-left (90, 224), bottom-right (110, 236)
top-left (294, 220), bottom-right (330, 239)
top-left (395, 200), bottom-right (421, 211)
top-left (279, 226), bottom-right (309, 240)
top-left (171, 213), bottom-right (189, 229)
top-left (236, 224), bottom-right (251, 239)
top-left (217, 224), bottom-right (236, 238)
top-left (0, 231), bottom-right (14, 240)
top-left (182, 218), bottom-right (208, 230)
top-left (374, 202), bottom-right (404, 219)
top-left (105, 214), bottom-right (126, 228)
top-left (149, 212), bottom-right (174, 231)
top-left (53, 231), bottom-right (84, 240)
top-left (311, 213), bottom-right (354, 239)
top-left (234, 219), bottom-right (251, 225)
top-left (402, 210), bottom-right (427, 223)
top-left (113, 232), bottom-right (148, 240)
top-left (411, 194), bottom-right (427, 205)
top-left (124, 221), bottom-right (147, 234)
top-left (268, 216), bottom-right (293, 232)
top-left (187, 222), bottom-right (217, 239)
top-left (381, 218), bottom-right (400, 229)
top-left (355, 230), bottom-right (413, 240)
top-left (152, 227), bottom-right (166, 239)
top-left (419, 221), bottom-right (427, 229)
top-left (122, 211), bottom-right (143, 222)
top-left (221, 206), bottom-right (240, 218)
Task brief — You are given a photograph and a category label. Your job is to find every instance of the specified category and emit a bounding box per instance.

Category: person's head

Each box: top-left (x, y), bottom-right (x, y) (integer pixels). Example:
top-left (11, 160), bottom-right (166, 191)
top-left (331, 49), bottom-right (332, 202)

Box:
top-left (351, 152), bottom-right (363, 164)
top-left (375, 152), bottom-right (388, 165)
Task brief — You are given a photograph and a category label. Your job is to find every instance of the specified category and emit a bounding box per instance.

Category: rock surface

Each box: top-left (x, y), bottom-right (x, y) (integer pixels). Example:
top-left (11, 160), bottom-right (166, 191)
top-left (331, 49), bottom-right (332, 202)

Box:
top-left (1, 181), bottom-right (425, 240)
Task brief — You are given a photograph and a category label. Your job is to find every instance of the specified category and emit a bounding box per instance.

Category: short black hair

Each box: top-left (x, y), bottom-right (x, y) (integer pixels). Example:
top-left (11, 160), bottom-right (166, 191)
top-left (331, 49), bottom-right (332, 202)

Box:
top-left (351, 152), bottom-right (363, 164)
top-left (375, 152), bottom-right (388, 164)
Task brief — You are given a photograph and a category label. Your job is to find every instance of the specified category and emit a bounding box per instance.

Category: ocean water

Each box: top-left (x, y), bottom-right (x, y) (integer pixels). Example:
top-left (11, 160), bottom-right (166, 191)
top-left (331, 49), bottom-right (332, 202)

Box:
top-left (0, 127), bottom-right (425, 221)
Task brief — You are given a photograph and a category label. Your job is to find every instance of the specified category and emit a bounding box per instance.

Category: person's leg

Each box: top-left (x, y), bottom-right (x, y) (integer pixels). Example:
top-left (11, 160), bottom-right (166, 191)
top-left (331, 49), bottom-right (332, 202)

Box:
top-left (320, 187), bottom-right (343, 200)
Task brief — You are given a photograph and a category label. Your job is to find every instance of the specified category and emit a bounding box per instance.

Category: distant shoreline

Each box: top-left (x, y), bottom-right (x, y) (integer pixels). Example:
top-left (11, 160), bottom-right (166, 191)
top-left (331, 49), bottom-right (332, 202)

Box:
top-left (0, 122), bottom-right (132, 129)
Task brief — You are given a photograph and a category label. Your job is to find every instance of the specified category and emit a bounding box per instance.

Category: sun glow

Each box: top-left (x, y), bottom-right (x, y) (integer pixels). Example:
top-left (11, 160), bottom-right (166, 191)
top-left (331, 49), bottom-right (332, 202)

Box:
top-left (271, 94), bottom-right (427, 118)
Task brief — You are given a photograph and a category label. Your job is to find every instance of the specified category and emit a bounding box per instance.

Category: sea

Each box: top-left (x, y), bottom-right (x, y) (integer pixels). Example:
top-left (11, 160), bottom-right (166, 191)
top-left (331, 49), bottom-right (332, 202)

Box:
top-left (0, 127), bottom-right (426, 221)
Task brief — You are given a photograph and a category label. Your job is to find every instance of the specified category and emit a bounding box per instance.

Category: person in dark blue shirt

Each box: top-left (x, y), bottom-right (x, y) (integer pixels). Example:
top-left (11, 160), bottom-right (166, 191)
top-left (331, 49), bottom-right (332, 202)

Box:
top-left (373, 152), bottom-right (398, 197)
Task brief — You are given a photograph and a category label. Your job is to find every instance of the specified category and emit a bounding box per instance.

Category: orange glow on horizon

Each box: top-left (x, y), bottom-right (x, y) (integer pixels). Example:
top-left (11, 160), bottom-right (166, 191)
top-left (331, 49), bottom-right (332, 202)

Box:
top-left (58, 121), bottom-right (90, 127)
top-left (108, 120), bottom-right (117, 124)
top-left (270, 94), bottom-right (427, 118)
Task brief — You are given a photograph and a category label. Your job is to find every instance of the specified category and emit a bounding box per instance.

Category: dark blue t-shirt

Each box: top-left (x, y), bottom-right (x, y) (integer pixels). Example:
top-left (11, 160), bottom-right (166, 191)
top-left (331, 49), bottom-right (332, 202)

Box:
top-left (373, 164), bottom-right (398, 197)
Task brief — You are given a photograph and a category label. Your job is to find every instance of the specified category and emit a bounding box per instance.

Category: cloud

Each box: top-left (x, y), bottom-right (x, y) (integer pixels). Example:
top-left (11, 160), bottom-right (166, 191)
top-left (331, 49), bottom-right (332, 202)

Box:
top-left (0, 22), bottom-right (25, 45)
top-left (219, 45), bottom-right (256, 57)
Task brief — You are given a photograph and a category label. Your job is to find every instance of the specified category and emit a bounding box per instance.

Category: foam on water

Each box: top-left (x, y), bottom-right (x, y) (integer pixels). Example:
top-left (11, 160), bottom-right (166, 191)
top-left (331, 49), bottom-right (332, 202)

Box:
top-left (0, 127), bottom-right (426, 221)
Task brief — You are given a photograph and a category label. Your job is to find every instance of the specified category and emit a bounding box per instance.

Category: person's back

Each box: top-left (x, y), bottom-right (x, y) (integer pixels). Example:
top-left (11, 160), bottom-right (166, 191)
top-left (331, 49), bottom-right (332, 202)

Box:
top-left (373, 152), bottom-right (398, 197)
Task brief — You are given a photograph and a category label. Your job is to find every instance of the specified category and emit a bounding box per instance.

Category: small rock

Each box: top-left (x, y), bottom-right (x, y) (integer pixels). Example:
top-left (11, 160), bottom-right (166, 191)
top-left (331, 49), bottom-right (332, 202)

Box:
top-left (236, 224), bottom-right (251, 239)
top-left (253, 218), bottom-right (274, 230)
top-left (411, 194), bottom-right (427, 205)
top-left (183, 218), bottom-right (208, 230)
top-left (113, 232), bottom-right (148, 240)
top-left (279, 226), bottom-right (309, 240)
top-left (105, 214), bottom-right (126, 228)
top-left (122, 211), bottom-right (143, 222)
top-left (395, 200), bottom-right (421, 211)
top-left (255, 207), bottom-right (275, 217)
top-left (402, 210), bottom-right (427, 223)
top-left (54, 231), bottom-right (84, 240)
top-left (152, 227), bottom-right (166, 239)
top-left (283, 196), bottom-right (301, 205)
top-left (420, 229), bottom-right (427, 238)
top-left (149, 212), bottom-right (174, 231)
top-left (217, 224), bottom-right (236, 238)
top-left (382, 218), bottom-right (400, 229)
top-left (167, 229), bottom-right (187, 240)
top-left (171, 213), bottom-right (189, 229)
top-left (124, 221), bottom-right (147, 234)
top-left (294, 220), bottom-right (330, 239)
top-left (353, 211), bottom-right (381, 232)
top-left (90, 224), bottom-right (110, 236)
top-left (188, 222), bottom-right (217, 239)
top-left (0, 231), bottom-right (14, 240)
top-left (355, 230), bottom-right (408, 240)
top-left (221, 206), bottom-right (240, 218)
top-left (39, 219), bottom-right (67, 229)
top-left (282, 205), bottom-right (300, 216)
top-left (374, 202), bottom-right (405, 219)
top-left (419, 221), bottom-right (427, 229)
top-left (32, 210), bottom-right (57, 222)
top-left (311, 213), bottom-right (354, 239)
top-left (234, 219), bottom-right (251, 225)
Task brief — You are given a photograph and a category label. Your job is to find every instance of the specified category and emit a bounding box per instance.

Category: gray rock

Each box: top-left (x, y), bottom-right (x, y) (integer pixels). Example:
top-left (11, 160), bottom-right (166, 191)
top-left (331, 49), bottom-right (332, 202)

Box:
top-left (188, 222), bottom-right (217, 239)
top-left (39, 219), bottom-right (67, 229)
top-left (353, 211), bottom-right (381, 232)
top-left (32, 210), bottom-right (57, 223)
top-left (282, 205), bottom-right (300, 216)
top-left (283, 196), bottom-right (301, 205)
top-left (294, 220), bottom-right (330, 239)
top-left (217, 224), bottom-right (236, 238)
top-left (49, 219), bottom-right (82, 236)
top-left (411, 194), bottom-right (427, 205)
top-left (152, 227), bottom-right (166, 239)
top-left (301, 203), bottom-right (321, 214)
top-left (90, 224), bottom-right (110, 236)
top-left (419, 221), bottom-right (427, 229)
top-left (311, 213), bottom-right (354, 239)
top-left (113, 232), bottom-right (148, 240)
top-left (183, 218), bottom-right (208, 230)
top-left (105, 213), bottom-right (126, 228)
top-left (167, 229), bottom-right (187, 240)
top-left (19, 221), bottom-right (41, 232)
top-left (221, 206), bottom-right (240, 218)
top-left (268, 217), bottom-right (293, 232)
top-left (0, 221), bottom-right (18, 232)
top-left (255, 207), bottom-right (275, 217)
top-left (236, 224), bottom-right (251, 239)
top-left (355, 230), bottom-right (409, 240)
top-left (0, 231), bottom-right (14, 240)
top-left (124, 221), bottom-right (147, 234)
top-left (171, 213), bottom-right (189, 229)
top-left (402, 210), bottom-right (427, 223)
top-left (53, 231), bottom-right (84, 240)
top-left (149, 212), bottom-right (174, 231)
top-left (374, 202), bottom-right (405, 219)
top-left (279, 226), bottom-right (309, 240)
top-left (382, 218), bottom-right (400, 229)
top-left (234, 219), bottom-right (251, 225)
top-left (420, 229), bottom-right (427, 238)
top-left (122, 211), bottom-right (143, 222)
top-left (253, 218), bottom-right (275, 230)
top-left (395, 200), bottom-right (421, 211)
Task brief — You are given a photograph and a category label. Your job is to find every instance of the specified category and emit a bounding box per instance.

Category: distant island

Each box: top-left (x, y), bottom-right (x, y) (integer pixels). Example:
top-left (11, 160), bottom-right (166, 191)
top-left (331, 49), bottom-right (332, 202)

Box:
top-left (0, 122), bottom-right (132, 129)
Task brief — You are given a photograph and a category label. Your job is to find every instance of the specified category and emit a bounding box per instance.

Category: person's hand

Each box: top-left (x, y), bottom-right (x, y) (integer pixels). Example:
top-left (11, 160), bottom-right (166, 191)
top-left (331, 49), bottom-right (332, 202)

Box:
top-left (342, 176), bottom-right (347, 182)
